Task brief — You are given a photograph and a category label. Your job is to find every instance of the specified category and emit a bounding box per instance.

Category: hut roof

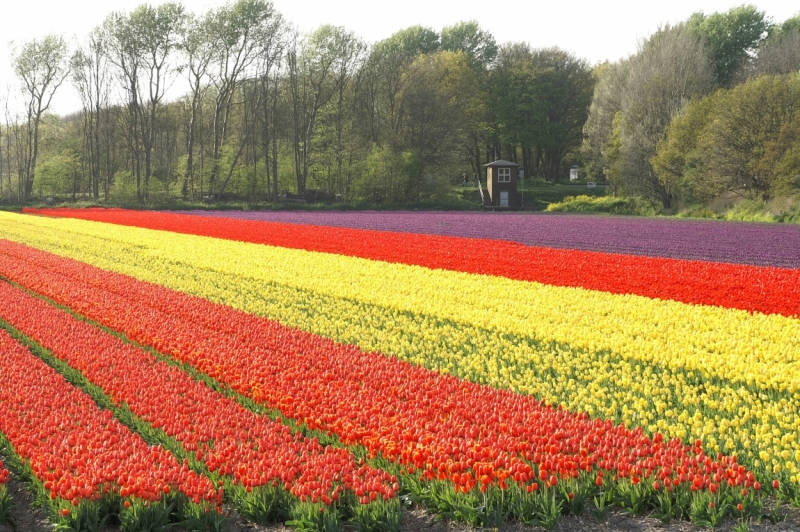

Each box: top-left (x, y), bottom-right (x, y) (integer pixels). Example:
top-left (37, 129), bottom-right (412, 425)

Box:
top-left (483, 159), bottom-right (520, 167)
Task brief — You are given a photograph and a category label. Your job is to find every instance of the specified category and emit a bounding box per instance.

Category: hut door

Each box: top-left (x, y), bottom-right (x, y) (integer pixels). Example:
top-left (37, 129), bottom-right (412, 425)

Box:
top-left (499, 190), bottom-right (509, 207)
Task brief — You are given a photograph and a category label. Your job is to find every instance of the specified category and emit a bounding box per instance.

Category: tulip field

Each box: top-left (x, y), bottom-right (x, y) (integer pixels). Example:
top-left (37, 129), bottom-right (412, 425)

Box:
top-left (0, 208), bottom-right (799, 531)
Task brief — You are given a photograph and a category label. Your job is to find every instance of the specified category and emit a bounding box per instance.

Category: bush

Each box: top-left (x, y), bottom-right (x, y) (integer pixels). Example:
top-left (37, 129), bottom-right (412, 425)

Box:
top-left (722, 196), bottom-right (800, 224)
top-left (545, 195), bottom-right (643, 214)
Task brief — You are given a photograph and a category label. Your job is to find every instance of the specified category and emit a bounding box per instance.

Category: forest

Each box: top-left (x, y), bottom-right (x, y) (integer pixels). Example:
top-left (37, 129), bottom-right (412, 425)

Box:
top-left (1, 2), bottom-right (799, 211)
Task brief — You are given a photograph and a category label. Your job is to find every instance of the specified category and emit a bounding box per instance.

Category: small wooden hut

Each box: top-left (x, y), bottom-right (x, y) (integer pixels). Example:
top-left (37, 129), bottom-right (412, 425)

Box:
top-left (483, 159), bottom-right (520, 207)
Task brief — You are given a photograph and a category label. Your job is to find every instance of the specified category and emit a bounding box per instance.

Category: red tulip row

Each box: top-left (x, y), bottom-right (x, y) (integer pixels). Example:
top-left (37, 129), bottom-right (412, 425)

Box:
top-left (0, 240), bottom-right (759, 497)
top-left (0, 327), bottom-right (217, 507)
top-left (23, 207), bottom-right (800, 317)
top-left (0, 278), bottom-right (396, 507)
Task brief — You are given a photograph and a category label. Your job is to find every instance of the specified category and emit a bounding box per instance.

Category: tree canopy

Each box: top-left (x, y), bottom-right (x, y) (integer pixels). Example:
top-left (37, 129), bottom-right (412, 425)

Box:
top-left (687, 4), bottom-right (771, 86)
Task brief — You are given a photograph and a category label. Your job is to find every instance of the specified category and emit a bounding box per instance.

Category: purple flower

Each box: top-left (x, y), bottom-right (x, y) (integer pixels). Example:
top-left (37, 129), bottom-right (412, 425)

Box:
top-left (173, 210), bottom-right (800, 269)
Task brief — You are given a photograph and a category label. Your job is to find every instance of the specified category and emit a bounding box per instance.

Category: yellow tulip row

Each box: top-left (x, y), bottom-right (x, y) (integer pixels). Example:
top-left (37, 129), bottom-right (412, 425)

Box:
top-left (2, 211), bottom-right (800, 483)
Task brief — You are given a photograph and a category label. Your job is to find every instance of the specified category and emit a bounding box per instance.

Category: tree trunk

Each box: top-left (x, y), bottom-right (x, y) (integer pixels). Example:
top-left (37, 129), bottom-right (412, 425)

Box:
top-left (26, 115), bottom-right (41, 199)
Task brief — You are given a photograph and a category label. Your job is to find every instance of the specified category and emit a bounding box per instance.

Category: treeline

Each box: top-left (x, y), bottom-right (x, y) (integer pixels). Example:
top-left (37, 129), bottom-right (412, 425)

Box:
top-left (584, 5), bottom-right (800, 209)
top-left (3, 3), bottom-right (799, 209)
top-left (0, 0), bottom-right (593, 204)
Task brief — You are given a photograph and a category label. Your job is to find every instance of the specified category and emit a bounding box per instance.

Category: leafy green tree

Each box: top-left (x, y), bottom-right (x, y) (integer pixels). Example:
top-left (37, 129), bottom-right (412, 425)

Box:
top-left (703, 75), bottom-right (800, 199)
top-left (105, 2), bottom-right (186, 202)
top-left (582, 61), bottom-right (628, 189)
top-left (587, 25), bottom-right (713, 208)
top-left (491, 44), bottom-right (549, 177)
top-left (12, 33), bottom-right (70, 199)
top-left (777, 12), bottom-right (800, 34)
top-left (688, 4), bottom-right (771, 86)
top-left (492, 44), bottom-right (593, 181)
top-left (767, 116), bottom-right (800, 194)
top-left (604, 112), bottom-right (624, 193)
top-left (71, 26), bottom-right (114, 200)
top-left (660, 74), bottom-right (800, 202)
top-left (289, 25), bottom-right (363, 196)
top-left (179, 10), bottom-right (216, 199)
top-left (651, 91), bottom-right (723, 203)
top-left (358, 144), bottom-right (424, 203)
top-left (441, 21), bottom-right (498, 70)
top-left (741, 12), bottom-right (800, 79)
top-left (36, 150), bottom-right (80, 198)
top-left (394, 51), bottom-right (474, 191)
top-left (356, 26), bottom-right (441, 152)
top-left (206, 0), bottom-right (281, 195)
top-left (536, 48), bottom-right (594, 181)
top-left (375, 25), bottom-right (439, 58)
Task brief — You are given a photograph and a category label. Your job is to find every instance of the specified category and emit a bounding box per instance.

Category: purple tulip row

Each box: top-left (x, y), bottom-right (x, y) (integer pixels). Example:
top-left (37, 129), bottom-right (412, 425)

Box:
top-left (174, 210), bottom-right (800, 269)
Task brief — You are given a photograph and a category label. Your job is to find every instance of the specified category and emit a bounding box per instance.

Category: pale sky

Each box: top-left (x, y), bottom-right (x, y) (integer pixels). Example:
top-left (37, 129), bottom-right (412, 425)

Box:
top-left (1, 0), bottom-right (797, 115)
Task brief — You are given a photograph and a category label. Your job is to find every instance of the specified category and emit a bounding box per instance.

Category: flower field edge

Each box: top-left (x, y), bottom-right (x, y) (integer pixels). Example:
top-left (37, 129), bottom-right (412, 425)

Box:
top-left (19, 207), bottom-right (800, 319)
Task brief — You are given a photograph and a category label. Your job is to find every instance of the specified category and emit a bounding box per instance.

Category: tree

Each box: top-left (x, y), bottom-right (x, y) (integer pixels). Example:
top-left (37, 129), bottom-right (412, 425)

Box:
top-left (441, 20), bottom-right (498, 70)
top-left (766, 115), bottom-right (800, 194)
top-left (651, 91), bottom-right (723, 203)
top-left (781, 12), bottom-right (800, 34)
top-left (357, 42), bottom-right (411, 147)
top-left (12, 34), bottom-right (69, 199)
top-left (582, 62), bottom-right (628, 190)
top-left (289, 25), bottom-right (361, 196)
top-left (106, 3), bottom-right (186, 202)
top-left (492, 44), bottom-right (593, 181)
top-left (613, 24), bottom-right (714, 208)
top-left (492, 43), bottom-right (546, 176)
top-left (206, 0), bottom-right (281, 196)
top-left (72, 27), bottom-right (113, 200)
top-left (741, 21), bottom-right (800, 79)
top-left (375, 25), bottom-right (439, 58)
top-left (179, 10), bottom-right (216, 199)
top-left (655, 74), bottom-right (800, 202)
top-left (394, 51), bottom-right (474, 195)
top-left (535, 48), bottom-right (594, 181)
top-left (702, 75), bottom-right (800, 199)
top-left (309, 32), bottom-right (365, 197)
top-left (355, 25), bottom-right (442, 156)
top-left (688, 4), bottom-right (771, 86)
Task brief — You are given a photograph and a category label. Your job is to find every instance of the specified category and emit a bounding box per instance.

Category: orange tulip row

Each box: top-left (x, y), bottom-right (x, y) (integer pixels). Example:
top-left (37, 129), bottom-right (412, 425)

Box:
top-left (0, 278), bottom-right (396, 507)
top-left (0, 327), bottom-right (217, 507)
